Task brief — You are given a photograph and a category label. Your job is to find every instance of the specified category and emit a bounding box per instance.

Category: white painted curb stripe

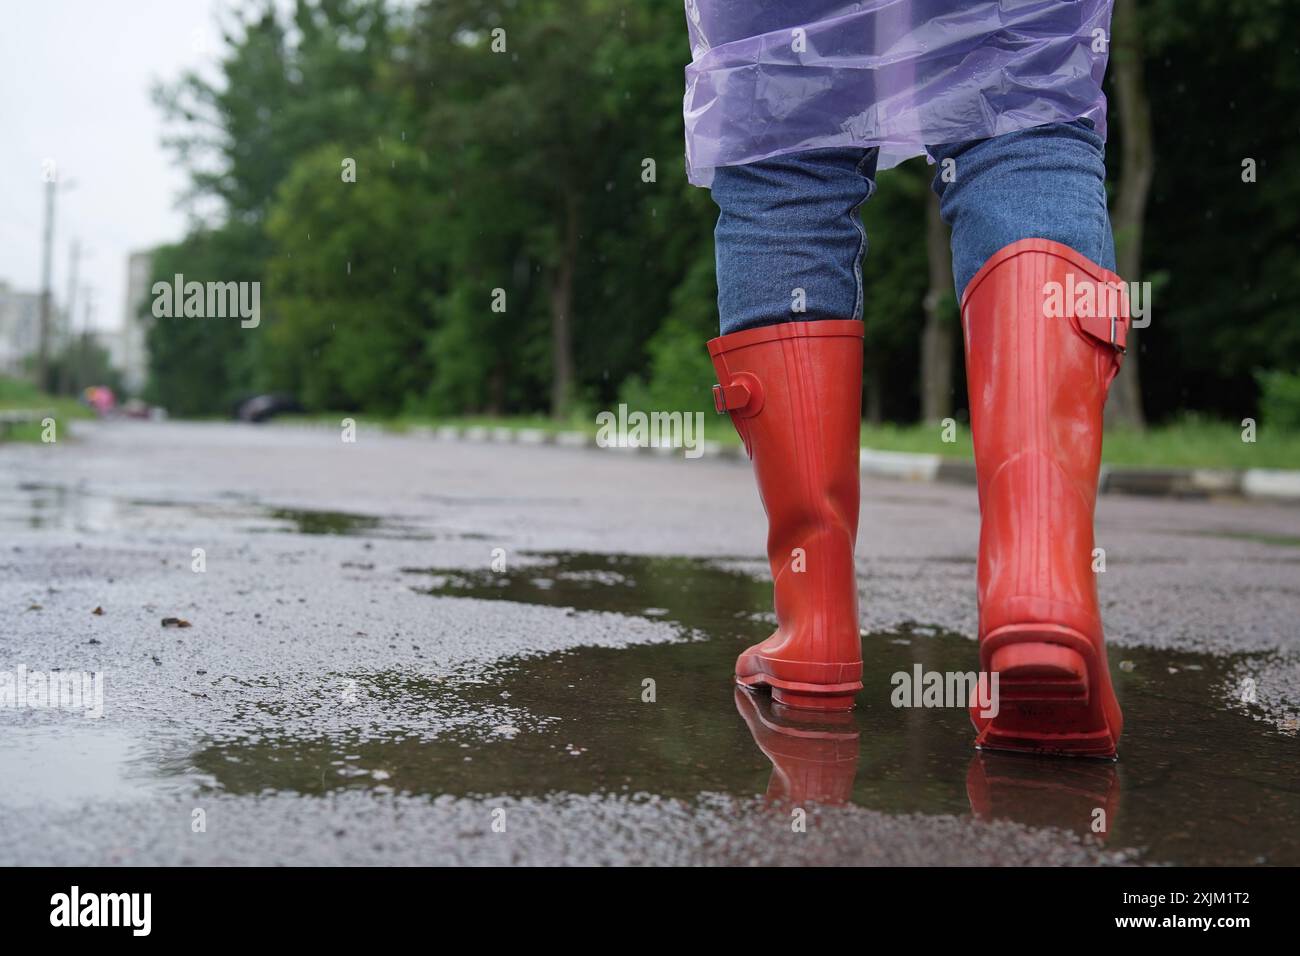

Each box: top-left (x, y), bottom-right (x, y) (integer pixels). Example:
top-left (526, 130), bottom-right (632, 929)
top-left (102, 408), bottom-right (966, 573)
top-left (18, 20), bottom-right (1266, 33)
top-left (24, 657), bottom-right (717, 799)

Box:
top-left (859, 448), bottom-right (941, 481)
top-left (1242, 469), bottom-right (1300, 500)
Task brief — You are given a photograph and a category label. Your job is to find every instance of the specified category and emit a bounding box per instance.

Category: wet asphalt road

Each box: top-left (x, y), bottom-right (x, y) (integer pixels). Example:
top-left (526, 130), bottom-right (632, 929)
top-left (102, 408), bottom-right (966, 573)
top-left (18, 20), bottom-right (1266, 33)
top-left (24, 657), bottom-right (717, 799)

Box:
top-left (0, 420), bottom-right (1297, 865)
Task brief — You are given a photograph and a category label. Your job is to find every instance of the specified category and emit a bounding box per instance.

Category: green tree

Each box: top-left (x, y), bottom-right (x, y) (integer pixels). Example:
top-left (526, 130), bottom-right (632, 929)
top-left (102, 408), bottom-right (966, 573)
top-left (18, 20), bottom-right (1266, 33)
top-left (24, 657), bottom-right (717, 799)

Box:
top-left (1118, 0), bottom-right (1300, 423)
top-left (144, 225), bottom-right (263, 416)
top-left (403, 0), bottom-right (700, 418)
top-left (150, 0), bottom-right (408, 414)
top-left (262, 142), bottom-right (440, 413)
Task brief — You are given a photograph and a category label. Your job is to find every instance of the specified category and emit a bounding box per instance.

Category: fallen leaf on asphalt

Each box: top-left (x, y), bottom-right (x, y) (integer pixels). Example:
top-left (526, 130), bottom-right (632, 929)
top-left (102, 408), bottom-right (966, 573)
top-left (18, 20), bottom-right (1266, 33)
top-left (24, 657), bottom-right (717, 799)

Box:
top-left (161, 617), bottom-right (192, 628)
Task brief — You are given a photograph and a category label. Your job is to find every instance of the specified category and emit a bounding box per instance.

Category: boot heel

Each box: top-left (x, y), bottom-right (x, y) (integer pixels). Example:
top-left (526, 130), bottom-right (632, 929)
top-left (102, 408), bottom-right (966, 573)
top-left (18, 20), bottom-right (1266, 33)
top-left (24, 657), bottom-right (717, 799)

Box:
top-left (771, 684), bottom-right (860, 713)
top-left (976, 635), bottom-right (1118, 757)
top-left (990, 642), bottom-right (1089, 703)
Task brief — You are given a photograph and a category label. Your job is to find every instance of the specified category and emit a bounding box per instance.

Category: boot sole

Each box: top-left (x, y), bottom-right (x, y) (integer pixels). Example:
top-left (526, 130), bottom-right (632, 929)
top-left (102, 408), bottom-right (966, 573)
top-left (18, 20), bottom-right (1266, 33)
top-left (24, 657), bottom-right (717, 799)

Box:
top-left (973, 626), bottom-right (1119, 758)
top-left (736, 673), bottom-right (862, 713)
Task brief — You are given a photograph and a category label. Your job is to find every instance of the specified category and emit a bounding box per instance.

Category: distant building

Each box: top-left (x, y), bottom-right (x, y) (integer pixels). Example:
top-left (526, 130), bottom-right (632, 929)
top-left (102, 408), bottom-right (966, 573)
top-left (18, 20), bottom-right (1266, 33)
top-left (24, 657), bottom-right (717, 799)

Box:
top-left (0, 281), bottom-right (44, 376)
top-left (114, 251), bottom-right (153, 395)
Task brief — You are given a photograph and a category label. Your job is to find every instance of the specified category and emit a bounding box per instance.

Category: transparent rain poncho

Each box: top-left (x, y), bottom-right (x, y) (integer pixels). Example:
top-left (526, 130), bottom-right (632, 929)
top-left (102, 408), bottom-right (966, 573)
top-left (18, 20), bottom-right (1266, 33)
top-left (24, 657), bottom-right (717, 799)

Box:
top-left (683, 0), bottom-right (1113, 186)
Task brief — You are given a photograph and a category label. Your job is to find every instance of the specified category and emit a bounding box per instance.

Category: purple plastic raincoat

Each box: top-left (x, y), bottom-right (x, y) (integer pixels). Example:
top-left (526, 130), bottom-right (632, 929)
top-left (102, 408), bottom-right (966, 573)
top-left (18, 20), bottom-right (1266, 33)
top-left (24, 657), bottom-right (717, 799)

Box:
top-left (683, 0), bottom-right (1114, 186)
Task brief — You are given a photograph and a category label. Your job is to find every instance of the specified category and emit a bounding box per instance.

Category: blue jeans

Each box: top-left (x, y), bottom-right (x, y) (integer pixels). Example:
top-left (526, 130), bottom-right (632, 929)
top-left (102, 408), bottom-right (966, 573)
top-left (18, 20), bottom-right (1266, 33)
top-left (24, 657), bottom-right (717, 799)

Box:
top-left (712, 121), bottom-right (1115, 335)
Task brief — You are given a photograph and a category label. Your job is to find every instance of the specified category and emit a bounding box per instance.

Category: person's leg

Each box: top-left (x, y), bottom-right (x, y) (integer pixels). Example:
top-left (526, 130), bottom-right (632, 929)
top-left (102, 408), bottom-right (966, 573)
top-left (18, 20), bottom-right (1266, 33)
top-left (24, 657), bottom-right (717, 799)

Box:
top-left (929, 120), bottom-right (1113, 298)
top-left (707, 148), bottom-right (876, 711)
top-left (712, 147), bottom-right (878, 334)
top-left (929, 121), bottom-right (1127, 756)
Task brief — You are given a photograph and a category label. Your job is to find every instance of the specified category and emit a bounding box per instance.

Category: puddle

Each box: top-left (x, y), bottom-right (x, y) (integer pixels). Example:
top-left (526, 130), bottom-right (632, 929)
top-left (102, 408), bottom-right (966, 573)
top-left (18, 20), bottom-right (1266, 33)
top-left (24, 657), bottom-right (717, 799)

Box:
top-left (262, 507), bottom-right (383, 536)
top-left (0, 480), bottom-right (447, 540)
top-left (1, 482), bottom-right (121, 533)
top-left (178, 553), bottom-right (1300, 865)
top-left (0, 725), bottom-right (183, 808)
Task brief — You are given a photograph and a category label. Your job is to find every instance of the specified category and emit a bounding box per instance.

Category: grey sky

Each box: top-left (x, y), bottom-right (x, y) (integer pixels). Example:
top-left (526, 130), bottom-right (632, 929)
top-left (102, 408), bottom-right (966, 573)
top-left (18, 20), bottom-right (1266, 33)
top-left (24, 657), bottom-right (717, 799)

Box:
top-left (0, 1), bottom-right (228, 332)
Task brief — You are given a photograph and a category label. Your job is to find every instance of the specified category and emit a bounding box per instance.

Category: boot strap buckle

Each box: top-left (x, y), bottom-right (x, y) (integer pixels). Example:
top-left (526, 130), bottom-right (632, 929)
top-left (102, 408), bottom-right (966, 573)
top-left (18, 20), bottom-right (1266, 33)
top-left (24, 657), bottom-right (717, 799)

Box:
top-left (1078, 311), bottom-right (1128, 355)
top-left (714, 372), bottom-right (764, 417)
top-left (713, 382), bottom-right (750, 414)
top-left (1110, 314), bottom-right (1127, 354)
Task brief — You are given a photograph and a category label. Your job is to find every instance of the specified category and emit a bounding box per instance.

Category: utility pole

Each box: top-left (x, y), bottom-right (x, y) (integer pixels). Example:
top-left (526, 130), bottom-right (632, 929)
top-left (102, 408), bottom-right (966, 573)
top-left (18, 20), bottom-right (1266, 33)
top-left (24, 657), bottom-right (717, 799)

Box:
top-left (78, 285), bottom-right (95, 390)
top-left (36, 175), bottom-right (55, 391)
top-left (36, 165), bottom-right (74, 392)
top-left (59, 239), bottom-right (81, 395)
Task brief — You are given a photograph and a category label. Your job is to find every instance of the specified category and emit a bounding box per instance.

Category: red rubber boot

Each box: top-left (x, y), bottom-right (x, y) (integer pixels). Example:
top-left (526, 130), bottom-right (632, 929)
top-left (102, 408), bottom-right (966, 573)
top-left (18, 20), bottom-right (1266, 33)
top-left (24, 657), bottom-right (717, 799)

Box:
top-left (708, 319), bottom-right (864, 711)
top-left (961, 239), bottom-right (1129, 757)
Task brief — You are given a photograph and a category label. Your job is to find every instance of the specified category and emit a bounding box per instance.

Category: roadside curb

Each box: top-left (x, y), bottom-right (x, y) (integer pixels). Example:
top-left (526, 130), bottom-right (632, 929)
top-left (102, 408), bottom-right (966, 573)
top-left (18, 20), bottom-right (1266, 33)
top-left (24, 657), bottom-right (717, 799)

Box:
top-left (275, 421), bottom-right (1300, 503)
top-left (1242, 468), bottom-right (1300, 501)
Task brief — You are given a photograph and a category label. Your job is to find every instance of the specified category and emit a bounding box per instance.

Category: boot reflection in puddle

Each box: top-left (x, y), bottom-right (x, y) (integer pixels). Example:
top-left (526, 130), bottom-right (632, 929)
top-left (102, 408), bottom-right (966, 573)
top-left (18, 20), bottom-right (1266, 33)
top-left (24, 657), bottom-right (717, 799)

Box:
top-left (967, 751), bottom-right (1120, 841)
top-left (734, 687), bottom-right (860, 806)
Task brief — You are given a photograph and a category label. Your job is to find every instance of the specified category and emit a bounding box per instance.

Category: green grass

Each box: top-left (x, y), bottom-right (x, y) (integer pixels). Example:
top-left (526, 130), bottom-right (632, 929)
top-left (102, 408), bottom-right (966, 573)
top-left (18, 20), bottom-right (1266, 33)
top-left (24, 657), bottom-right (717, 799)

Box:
top-left (287, 409), bottom-right (1300, 471)
top-left (882, 418), bottom-right (1300, 470)
top-left (860, 423), bottom-right (974, 458)
top-left (0, 376), bottom-right (93, 443)
top-left (1098, 419), bottom-right (1300, 470)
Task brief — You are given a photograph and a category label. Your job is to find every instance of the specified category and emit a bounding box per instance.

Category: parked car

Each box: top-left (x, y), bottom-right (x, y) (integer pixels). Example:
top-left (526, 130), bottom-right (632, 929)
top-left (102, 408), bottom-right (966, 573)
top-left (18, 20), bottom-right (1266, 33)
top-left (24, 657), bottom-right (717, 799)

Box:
top-left (234, 393), bottom-right (304, 423)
